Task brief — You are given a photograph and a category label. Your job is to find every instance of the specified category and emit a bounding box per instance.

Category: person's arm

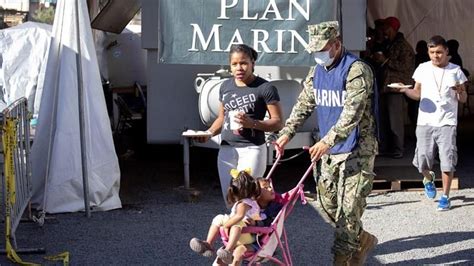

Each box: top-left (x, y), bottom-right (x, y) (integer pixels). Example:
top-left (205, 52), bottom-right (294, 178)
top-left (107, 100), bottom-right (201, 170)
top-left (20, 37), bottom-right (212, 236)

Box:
top-left (236, 102), bottom-right (283, 132)
top-left (454, 83), bottom-right (467, 103)
top-left (223, 202), bottom-right (250, 228)
top-left (192, 103), bottom-right (224, 143)
top-left (400, 82), bottom-right (421, 100)
top-left (275, 67), bottom-right (316, 155)
top-left (319, 62), bottom-right (373, 149)
top-left (278, 67), bottom-right (317, 140)
top-left (207, 103), bottom-right (225, 135)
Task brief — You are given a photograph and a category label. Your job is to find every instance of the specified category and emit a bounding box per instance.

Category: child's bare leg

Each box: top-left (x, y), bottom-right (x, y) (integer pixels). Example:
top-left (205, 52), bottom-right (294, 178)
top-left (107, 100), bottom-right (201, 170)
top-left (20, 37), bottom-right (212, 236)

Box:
top-left (190, 215), bottom-right (226, 257)
top-left (231, 244), bottom-right (248, 266)
top-left (205, 213), bottom-right (227, 246)
top-left (206, 224), bottom-right (220, 245)
top-left (216, 227), bottom-right (244, 265)
top-left (225, 226), bottom-right (242, 251)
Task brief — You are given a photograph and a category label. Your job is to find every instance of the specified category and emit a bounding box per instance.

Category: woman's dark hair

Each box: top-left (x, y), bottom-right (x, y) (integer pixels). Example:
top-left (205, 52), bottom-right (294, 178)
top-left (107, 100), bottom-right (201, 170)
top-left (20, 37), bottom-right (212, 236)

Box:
top-left (427, 35), bottom-right (448, 49)
top-left (226, 170), bottom-right (261, 205)
top-left (229, 44), bottom-right (258, 62)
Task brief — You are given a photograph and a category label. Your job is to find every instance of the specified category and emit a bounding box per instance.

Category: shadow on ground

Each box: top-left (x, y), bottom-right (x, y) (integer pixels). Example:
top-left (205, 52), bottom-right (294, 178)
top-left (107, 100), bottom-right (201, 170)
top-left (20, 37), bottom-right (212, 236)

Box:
top-left (367, 232), bottom-right (474, 265)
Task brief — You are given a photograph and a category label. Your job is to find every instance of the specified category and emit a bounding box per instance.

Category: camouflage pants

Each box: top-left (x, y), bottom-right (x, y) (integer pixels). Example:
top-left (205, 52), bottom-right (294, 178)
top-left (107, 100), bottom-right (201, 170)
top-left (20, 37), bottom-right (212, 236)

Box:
top-left (315, 152), bottom-right (376, 257)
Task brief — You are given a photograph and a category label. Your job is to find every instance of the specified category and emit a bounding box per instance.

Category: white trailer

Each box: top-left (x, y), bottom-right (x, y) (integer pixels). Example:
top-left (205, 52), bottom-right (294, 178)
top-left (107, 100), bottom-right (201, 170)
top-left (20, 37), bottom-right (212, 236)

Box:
top-left (1, 0), bottom-right (472, 199)
top-left (140, 0), bottom-right (367, 144)
top-left (135, 0), bottom-right (366, 189)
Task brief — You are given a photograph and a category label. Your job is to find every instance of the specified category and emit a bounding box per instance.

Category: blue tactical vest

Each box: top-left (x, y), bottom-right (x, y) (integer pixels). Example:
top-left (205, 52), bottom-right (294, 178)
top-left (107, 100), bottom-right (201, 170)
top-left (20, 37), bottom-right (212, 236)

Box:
top-left (313, 52), bottom-right (360, 154)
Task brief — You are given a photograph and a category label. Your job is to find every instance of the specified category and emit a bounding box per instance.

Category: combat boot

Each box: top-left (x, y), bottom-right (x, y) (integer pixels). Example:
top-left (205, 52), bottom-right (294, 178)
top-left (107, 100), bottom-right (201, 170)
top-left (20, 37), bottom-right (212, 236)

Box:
top-left (349, 230), bottom-right (378, 266)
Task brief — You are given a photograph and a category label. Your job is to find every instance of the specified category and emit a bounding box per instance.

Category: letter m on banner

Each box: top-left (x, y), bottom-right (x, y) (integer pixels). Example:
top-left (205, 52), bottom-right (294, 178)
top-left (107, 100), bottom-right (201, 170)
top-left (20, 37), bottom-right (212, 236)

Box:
top-left (157, 0), bottom-right (337, 66)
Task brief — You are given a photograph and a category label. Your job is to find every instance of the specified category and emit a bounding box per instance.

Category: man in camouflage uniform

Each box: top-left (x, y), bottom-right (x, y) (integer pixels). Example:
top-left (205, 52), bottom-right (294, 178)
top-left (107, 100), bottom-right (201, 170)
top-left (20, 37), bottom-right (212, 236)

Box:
top-left (275, 21), bottom-right (378, 265)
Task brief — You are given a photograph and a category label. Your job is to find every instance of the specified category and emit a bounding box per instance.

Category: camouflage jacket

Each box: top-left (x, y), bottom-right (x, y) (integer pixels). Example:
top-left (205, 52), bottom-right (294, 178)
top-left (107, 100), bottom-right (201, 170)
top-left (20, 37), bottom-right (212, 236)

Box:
top-left (381, 32), bottom-right (415, 92)
top-left (279, 52), bottom-right (378, 156)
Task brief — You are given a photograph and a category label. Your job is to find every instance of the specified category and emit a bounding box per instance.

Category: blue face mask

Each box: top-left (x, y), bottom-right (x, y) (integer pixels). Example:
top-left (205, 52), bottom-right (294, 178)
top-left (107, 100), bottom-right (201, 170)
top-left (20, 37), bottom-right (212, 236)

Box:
top-left (313, 45), bottom-right (335, 67)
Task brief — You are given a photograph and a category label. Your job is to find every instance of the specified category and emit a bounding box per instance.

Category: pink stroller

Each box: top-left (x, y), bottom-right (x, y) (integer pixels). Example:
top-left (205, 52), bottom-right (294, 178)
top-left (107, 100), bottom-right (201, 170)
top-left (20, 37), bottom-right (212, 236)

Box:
top-left (219, 146), bottom-right (315, 265)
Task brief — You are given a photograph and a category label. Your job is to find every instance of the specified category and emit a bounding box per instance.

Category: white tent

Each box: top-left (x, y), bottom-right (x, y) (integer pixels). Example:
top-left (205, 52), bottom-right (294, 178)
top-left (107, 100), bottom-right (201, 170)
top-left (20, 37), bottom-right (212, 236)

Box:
top-left (30, 0), bottom-right (121, 213)
top-left (368, 0), bottom-right (474, 74)
top-left (0, 21), bottom-right (52, 114)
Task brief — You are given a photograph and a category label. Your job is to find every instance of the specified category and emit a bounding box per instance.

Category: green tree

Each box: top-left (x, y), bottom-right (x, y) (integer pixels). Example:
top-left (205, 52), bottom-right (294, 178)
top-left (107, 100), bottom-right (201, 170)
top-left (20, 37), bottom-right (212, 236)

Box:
top-left (32, 6), bottom-right (55, 24)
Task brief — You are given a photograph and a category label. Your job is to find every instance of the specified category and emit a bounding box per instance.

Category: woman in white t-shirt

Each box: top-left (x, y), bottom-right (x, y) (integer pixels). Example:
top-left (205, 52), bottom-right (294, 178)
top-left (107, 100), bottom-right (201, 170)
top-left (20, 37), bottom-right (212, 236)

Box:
top-left (396, 35), bottom-right (467, 211)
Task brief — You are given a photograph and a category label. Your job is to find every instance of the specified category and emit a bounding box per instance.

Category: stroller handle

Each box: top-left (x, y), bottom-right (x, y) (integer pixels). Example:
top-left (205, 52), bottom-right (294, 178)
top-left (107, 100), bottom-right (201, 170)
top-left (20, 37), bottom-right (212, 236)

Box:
top-left (264, 142), bottom-right (282, 180)
top-left (296, 159), bottom-right (316, 188)
top-left (265, 144), bottom-right (312, 181)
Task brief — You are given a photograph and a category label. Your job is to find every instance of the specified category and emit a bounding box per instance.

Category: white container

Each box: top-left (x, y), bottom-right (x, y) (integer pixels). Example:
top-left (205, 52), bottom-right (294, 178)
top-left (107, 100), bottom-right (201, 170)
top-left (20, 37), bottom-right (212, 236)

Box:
top-left (228, 110), bottom-right (241, 130)
top-left (195, 74), bottom-right (318, 132)
top-left (444, 72), bottom-right (459, 88)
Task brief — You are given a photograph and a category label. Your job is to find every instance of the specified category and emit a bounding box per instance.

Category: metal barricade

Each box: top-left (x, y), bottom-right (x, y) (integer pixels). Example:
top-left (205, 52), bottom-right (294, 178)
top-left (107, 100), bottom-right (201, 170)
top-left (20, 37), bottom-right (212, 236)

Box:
top-left (1, 97), bottom-right (34, 261)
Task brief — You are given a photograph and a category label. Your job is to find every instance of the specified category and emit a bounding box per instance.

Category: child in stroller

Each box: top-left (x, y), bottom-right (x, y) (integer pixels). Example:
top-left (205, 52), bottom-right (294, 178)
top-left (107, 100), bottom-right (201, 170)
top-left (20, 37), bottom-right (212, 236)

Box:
top-left (256, 177), bottom-right (286, 227)
top-left (189, 169), bottom-right (264, 264)
top-left (190, 172), bottom-right (289, 265)
top-left (218, 149), bottom-right (315, 265)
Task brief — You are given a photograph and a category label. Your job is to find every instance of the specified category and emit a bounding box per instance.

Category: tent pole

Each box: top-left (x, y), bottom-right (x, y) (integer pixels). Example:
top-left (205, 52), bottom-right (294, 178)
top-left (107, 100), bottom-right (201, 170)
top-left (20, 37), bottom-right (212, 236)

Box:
top-left (75, 0), bottom-right (91, 217)
top-left (40, 0), bottom-right (65, 217)
top-left (338, 0), bottom-right (343, 41)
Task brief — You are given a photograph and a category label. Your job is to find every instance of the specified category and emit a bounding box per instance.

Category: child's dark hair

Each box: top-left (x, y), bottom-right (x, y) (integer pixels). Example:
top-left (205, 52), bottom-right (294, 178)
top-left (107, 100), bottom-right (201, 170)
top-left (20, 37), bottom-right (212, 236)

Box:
top-left (427, 35), bottom-right (447, 49)
top-left (229, 44), bottom-right (258, 62)
top-left (226, 171), bottom-right (261, 205)
top-left (255, 177), bottom-right (269, 187)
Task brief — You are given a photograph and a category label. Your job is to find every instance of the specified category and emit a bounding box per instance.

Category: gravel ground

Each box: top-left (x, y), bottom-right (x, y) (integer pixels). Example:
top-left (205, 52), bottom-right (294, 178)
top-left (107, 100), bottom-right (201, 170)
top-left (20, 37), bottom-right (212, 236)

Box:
top-left (0, 151), bottom-right (472, 265)
top-left (1, 187), bottom-right (472, 265)
top-left (0, 116), bottom-right (472, 265)
top-left (363, 189), bottom-right (474, 265)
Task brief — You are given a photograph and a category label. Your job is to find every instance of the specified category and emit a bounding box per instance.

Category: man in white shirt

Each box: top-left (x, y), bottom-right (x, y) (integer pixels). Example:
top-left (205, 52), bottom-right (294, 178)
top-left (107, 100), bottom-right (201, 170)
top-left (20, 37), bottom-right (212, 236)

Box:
top-left (397, 35), bottom-right (467, 211)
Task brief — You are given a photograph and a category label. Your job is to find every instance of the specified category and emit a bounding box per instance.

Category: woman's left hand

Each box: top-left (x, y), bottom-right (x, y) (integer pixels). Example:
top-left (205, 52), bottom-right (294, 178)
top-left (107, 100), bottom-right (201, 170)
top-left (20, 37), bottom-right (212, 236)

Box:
top-left (235, 112), bottom-right (254, 129)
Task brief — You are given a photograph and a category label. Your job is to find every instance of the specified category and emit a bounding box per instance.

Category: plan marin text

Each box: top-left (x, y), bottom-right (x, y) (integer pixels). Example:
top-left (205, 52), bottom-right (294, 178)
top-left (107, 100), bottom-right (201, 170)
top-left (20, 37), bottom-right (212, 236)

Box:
top-left (189, 0), bottom-right (313, 54)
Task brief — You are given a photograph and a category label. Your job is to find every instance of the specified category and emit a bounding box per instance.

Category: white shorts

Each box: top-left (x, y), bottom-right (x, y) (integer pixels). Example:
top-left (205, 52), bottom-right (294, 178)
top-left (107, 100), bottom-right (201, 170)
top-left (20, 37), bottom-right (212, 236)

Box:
top-left (413, 125), bottom-right (457, 173)
top-left (217, 144), bottom-right (267, 204)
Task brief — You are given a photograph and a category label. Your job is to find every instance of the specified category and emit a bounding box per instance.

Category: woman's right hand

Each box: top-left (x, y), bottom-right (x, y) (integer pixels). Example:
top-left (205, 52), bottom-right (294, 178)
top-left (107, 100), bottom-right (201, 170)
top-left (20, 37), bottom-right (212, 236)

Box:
top-left (191, 130), bottom-right (213, 143)
top-left (192, 135), bottom-right (211, 143)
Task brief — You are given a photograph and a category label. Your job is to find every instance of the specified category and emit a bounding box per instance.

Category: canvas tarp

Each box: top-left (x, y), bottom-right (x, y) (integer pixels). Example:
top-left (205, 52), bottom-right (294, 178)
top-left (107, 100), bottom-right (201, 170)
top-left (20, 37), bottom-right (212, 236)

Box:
top-left (30, 0), bottom-right (121, 213)
top-left (0, 21), bottom-right (52, 115)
